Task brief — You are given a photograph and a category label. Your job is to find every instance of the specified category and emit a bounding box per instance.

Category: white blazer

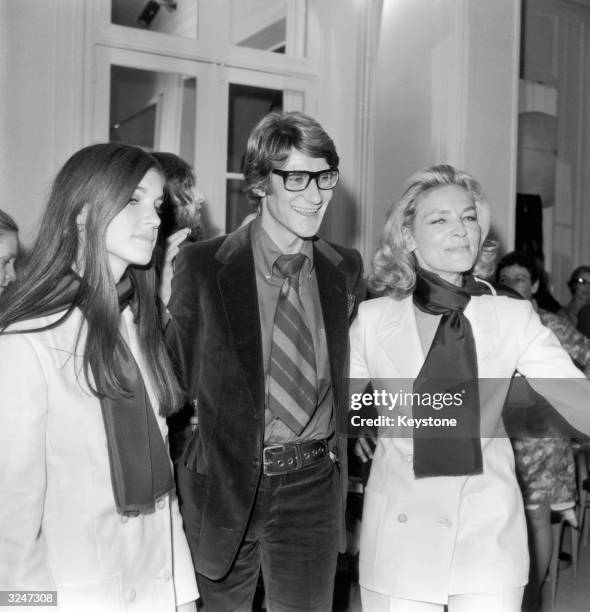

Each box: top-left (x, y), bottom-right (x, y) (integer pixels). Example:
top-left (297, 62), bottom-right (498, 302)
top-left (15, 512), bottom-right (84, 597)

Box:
top-left (0, 308), bottom-right (198, 612)
top-left (350, 293), bottom-right (590, 603)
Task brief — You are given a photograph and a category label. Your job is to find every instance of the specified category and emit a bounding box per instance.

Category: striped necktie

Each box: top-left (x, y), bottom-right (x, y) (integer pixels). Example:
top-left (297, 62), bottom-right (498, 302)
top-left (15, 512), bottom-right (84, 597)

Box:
top-left (267, 253), bottom-right (318, 434)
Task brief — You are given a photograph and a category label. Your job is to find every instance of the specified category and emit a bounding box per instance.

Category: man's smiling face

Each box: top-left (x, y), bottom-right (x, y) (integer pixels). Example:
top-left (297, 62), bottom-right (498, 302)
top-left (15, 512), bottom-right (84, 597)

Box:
top-left (259, 148), bottom-right (334, 253)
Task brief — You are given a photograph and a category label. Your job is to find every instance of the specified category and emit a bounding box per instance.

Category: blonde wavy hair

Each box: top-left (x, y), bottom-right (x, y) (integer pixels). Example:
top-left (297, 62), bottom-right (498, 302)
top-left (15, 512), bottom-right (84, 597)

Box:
top-left (369, 164), bottom-right (495, 298)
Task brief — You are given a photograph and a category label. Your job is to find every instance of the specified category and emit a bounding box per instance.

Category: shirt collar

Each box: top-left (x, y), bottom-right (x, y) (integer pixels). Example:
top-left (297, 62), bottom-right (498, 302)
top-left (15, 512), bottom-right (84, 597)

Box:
top-left (252, 217), bottom-right (314, 282)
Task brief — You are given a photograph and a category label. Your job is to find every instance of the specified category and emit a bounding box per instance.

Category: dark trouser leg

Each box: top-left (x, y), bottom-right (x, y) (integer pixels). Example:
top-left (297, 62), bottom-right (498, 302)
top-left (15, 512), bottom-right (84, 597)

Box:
top-left (260, 455), bottom-right (340, 612)
top-left (196, 538), bottom-right (261, 612)
top-left (196, 484), bottom-right (265, 612)
top-left (197, 454), bottom-right (339, 612)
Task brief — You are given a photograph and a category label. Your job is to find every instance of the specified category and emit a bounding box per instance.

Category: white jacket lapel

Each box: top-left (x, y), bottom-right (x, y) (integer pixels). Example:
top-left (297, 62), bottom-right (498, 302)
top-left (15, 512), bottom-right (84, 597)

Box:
top-left (378, 297), bottom-right (426, 378)
top-left (464, 296), bottom-right (499, 364)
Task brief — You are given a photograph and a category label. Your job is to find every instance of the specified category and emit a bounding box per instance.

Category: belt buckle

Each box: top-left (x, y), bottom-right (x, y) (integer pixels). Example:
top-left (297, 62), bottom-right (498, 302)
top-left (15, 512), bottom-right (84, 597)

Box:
top-left (263, 443), bottom-right (302, 476)
top-left (263, 444), bottom-right (284, 470)
top-left (263, 444), bottom-right (288, 476)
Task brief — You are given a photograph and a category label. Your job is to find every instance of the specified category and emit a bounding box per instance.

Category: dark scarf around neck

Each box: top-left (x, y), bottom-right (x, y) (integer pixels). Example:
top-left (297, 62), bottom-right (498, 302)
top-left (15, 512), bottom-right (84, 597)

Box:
top-left (411, 268), bottom-right (486, 478)
top-left (36, 271), bottom-right (174, 515)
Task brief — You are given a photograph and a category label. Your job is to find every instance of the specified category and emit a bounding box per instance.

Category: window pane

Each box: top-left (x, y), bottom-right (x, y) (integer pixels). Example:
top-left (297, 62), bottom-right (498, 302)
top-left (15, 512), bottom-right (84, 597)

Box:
top-left (230, 0), bottom-right (305, 56)
top-left (227, 84), bottom-right (283, 173)
top-left (110, 65), bottom-right (196, 156)
top-left (111, 0), bottom-right (198, 39)
top-left (226, 179), bottom-right (256, 232)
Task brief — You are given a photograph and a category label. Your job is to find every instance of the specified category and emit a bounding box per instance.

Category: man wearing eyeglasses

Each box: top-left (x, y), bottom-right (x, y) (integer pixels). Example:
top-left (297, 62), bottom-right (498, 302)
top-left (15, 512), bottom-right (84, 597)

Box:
top-left (166, 110), bottom-right (365, 611)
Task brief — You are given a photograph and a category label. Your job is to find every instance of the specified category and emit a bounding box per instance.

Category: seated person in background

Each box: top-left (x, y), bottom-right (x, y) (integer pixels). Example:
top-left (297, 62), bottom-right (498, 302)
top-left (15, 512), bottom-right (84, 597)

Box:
top-left (534, 264), bottom-right (562, 314)
top-left (152, 152), bottom-right (204, 307)
top-left (559, 265), bottom-right (590, 328)
top-left (0, 209), bottom-right (18, 297)
top-left (498, 253), bottom-right (590, 374)
top-left (497, 251), bottom-right (590, 611)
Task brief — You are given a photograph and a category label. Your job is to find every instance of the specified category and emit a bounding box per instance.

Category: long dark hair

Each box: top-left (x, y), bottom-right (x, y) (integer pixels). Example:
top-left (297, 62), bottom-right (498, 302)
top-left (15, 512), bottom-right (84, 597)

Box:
top-left (0, 143), bottom-right (182, 414)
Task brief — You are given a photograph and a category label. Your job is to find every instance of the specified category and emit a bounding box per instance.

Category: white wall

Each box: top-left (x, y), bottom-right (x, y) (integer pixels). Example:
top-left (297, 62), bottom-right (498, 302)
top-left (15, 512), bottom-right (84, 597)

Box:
top-left (1, 1), bottom-right (59, 245)
top-left (366, 0), bottom-right (520, 263)
top-left (0, 0), bottom-right (84, 247)
top-left (312, 0), bottom-right (375, 248)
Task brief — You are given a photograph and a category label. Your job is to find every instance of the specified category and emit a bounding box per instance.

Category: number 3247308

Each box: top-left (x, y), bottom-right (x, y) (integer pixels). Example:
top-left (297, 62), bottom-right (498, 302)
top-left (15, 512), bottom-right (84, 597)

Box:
top-left (1, 591), bottom-right (57, 606)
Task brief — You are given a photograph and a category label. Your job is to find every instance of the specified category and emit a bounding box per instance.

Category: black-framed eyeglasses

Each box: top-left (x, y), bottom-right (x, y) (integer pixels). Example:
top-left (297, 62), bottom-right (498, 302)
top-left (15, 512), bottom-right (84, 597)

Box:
top-left (575, 277), bottom-right (590, 288)
top-left (271, 168), bottom-right (339, 192)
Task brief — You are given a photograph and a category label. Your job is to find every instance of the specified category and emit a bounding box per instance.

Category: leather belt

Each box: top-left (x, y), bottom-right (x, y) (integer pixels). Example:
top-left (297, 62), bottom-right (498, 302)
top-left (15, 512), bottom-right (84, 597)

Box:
top-left (263, 438), bottom-right (332, 476)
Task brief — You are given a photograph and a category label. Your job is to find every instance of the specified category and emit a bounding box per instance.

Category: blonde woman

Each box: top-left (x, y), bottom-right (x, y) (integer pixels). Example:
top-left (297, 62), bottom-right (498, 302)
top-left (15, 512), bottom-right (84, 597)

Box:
top-left (351, 164), bottom-right (590, 612)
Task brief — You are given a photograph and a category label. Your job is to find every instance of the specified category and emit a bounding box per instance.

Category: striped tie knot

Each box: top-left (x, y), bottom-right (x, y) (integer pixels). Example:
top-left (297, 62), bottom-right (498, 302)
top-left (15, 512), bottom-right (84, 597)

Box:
top-left (275, 253), bottom-right (307, 278)
top-left (275, 254), bottom-right (308, 297)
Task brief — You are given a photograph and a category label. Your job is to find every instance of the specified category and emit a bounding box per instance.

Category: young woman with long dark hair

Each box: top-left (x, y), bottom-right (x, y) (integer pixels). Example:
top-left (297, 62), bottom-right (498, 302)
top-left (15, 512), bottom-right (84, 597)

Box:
top-left (0, 143), bottom-right (197, 611)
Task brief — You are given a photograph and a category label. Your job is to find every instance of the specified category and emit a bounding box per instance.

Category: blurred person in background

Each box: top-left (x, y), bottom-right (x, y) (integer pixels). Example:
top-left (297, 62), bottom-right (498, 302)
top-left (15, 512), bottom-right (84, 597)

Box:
top-left (497, 251), bottom-right (590, 611)
top-left (0, 209), bottom-right (18, 297)
top-left (559, 265), bottom-right (590, 328)
top-left (152, 152), bottom-right (204, 309)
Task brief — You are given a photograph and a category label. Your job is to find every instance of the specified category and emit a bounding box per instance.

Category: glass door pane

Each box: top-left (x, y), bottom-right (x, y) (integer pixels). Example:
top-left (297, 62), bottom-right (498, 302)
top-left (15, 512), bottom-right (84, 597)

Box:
top-left (109, 65), bottom-right (197, 155)
top-left (226, 84), bottom-right (283, 231)
top-left (111, 0), bottom-right (198, 39)
top-left (230, 0), bottom-right (306, 57)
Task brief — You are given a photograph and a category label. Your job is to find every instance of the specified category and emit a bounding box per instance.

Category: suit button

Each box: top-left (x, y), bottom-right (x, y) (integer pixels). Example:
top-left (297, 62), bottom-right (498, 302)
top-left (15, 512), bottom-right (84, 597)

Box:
top-left (128, 589), bottom-right (136, 602)
top-left (397, 513), bottom-right (408, 523)
top-left (120, 515), bottom-right (129, 524)
top-left (157, 498), bottom-right (166, 510)
top-left (439, 518), bottom-right (452, 528)
top-left (405, 454), bottom-right (413, 462)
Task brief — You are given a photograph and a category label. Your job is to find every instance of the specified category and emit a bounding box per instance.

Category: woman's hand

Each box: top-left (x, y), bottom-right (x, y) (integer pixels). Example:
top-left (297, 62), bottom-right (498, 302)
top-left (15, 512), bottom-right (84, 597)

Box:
top-left (354, 431), bottom-right (377, 463)
top-left (159, 228), bottom-right (191, 307)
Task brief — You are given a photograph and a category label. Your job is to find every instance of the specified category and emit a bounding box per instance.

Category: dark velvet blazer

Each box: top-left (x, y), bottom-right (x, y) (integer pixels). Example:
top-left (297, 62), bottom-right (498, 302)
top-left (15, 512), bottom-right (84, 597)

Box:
top-left (166, 223), bottom-right (365, 580)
